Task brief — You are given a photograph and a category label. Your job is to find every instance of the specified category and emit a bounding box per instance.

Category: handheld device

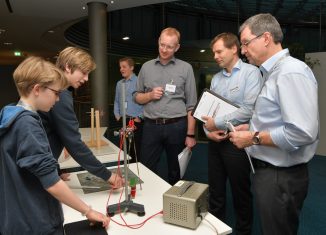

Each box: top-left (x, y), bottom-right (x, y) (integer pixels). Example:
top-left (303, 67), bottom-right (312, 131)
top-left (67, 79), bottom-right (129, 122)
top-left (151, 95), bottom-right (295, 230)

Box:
top-left (225, 121), bottom-right (255, 174)
top-left (225, 121), bottom-right (236, 132)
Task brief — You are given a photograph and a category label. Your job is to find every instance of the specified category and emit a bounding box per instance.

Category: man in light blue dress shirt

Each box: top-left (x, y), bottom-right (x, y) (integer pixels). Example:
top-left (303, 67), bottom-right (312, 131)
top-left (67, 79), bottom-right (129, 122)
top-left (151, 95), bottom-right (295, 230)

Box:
top-left (229, 14), bottom-right (319, 235)
top-left (114, 57), bottom-right (143, 162)
top-left (203, 32), bottom-right (263, 235)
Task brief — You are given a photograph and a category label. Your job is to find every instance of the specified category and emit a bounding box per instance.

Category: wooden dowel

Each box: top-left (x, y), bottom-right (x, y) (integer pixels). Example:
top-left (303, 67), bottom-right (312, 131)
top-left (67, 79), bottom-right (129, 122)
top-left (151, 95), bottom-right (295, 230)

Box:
top-left (90, 108), bottom-right (94, 145)
top-left (95, 110), bottom-right (101, 148)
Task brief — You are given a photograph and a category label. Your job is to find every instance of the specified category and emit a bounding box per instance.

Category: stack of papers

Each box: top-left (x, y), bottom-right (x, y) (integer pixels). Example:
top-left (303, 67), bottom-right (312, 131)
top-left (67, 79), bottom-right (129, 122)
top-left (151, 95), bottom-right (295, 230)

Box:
top-left (178, 147), bottom-right (192, 178)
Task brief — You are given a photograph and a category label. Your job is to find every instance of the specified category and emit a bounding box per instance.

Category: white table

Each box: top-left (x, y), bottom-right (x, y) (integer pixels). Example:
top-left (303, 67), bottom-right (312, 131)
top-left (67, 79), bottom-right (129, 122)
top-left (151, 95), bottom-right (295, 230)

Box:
top-left (59, 127), bottom-right (128, 170)
top-left (63, 163), bottom-right (232, 235)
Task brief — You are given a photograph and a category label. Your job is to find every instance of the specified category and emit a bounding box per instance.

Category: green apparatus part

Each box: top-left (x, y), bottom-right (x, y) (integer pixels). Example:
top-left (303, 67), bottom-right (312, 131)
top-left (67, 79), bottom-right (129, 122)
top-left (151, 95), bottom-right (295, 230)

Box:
top-left (129, 177), bottom-right (137, 199)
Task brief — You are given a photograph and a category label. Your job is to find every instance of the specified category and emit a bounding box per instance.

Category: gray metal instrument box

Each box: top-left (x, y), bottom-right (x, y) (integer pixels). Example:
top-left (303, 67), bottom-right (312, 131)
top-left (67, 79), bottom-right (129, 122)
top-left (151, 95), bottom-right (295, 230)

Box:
top-left (163, 181), bottom-right (208, 229)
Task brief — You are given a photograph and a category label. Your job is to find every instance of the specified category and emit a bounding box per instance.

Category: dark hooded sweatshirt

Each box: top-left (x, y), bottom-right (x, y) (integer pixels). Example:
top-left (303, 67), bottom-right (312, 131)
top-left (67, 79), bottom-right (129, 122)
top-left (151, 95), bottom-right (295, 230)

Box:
top-left (0, 105), bottom-right (63, 235)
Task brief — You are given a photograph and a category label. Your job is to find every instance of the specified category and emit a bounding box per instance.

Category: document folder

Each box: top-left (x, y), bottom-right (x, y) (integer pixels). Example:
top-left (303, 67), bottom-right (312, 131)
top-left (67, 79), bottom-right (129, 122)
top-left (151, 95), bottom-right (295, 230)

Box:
top-left (192, 88), bottom-right (239, 123)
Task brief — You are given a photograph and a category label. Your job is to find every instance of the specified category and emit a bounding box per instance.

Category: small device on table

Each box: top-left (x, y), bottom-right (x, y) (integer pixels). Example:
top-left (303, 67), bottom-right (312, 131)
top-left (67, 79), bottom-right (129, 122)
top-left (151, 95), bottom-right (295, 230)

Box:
top-left (163, 180), bottom-right (208, 229)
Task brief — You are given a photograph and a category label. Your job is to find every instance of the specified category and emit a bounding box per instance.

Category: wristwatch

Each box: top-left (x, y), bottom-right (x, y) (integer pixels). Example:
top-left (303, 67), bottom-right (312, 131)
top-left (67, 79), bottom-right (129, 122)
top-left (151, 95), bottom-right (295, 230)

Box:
top-left (252, 131), bottom-right (261, 145)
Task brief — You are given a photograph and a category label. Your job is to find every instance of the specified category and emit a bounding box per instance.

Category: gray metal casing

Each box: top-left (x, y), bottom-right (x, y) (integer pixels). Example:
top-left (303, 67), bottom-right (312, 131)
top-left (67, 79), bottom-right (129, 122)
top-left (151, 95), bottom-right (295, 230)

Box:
top-left (163, 181), bottom-right (208, 229)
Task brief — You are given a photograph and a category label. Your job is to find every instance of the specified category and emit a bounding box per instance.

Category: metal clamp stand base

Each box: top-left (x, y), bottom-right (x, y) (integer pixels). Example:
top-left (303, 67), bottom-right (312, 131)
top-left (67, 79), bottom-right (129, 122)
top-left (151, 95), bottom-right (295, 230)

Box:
top-left (107, 198), bottom-right (145, 217)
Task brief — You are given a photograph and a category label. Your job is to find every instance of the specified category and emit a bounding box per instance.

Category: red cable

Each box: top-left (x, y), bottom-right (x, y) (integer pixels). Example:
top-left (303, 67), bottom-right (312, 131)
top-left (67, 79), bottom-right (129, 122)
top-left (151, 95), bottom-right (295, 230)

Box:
top-left (110, 210), bottom-right (163, 229)
top-left (106, 127), bottom-right (162, 229)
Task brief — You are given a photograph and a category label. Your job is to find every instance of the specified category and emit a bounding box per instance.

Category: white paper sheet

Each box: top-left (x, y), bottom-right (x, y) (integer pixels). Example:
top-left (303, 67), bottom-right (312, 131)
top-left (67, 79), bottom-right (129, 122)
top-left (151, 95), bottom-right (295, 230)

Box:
top-left (178, 147), bottom-right (192, 178)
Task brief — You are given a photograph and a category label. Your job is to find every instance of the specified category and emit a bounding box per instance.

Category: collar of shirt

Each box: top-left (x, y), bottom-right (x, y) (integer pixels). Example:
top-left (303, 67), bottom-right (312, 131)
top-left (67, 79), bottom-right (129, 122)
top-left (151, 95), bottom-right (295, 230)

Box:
top-left (154, 56), bottom-right (176, 65)
top-left (123, 73), bottom-right (136, 83)
top-left (260, 48), bottom-right (289, 76)
top-left (222, 59), bottom-right (242, 77)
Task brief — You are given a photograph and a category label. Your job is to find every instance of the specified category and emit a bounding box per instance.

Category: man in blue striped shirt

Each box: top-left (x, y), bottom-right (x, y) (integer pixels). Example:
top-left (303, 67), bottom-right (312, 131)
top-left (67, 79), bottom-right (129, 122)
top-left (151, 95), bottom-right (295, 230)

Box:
top-left (203, 32), bottom-right (263, 235)
top-left (229, 13), bottom-right (319, 235)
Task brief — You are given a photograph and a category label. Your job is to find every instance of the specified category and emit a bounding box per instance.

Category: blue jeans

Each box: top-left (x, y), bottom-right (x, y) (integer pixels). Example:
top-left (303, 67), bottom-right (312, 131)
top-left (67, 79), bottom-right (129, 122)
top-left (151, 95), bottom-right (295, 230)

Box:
top-left (140, 118), bottom-right (187, 185)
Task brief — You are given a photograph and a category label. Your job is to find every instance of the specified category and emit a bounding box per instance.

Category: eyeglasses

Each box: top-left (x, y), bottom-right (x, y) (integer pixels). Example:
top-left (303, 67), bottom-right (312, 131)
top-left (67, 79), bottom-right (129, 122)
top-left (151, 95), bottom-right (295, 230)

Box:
top-left (240, 33), bottom-right (264, 49)
top-left (45, 86), bottom-right (62, 96)
top-left (159, 42), bottom-right (176, 51)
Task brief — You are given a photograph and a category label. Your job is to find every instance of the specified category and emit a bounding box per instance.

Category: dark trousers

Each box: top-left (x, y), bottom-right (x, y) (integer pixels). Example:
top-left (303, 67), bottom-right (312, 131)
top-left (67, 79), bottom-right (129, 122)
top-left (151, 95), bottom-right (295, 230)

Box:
top-left (52, 225), bottom-right (64, 235)
top-left (253, 162), bottom-right (309, 235)
top-left (208, 140), bottom-right (252, 235)
top-left (140, 118), bottom-right (187, 185)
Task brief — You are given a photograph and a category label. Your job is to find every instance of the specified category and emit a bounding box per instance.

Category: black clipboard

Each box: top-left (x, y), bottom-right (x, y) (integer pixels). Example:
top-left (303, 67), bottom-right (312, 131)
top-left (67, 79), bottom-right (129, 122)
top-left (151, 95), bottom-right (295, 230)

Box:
top-left (192, 88), bottom-right (239, 123)
top-left (64, 220), bottom-right (108, 235)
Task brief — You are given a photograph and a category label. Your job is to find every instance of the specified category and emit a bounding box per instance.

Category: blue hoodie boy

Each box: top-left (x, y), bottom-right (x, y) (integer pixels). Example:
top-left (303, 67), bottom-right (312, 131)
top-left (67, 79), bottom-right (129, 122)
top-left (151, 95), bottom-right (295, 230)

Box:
top-left (0, 105), bottom-right (63, 235)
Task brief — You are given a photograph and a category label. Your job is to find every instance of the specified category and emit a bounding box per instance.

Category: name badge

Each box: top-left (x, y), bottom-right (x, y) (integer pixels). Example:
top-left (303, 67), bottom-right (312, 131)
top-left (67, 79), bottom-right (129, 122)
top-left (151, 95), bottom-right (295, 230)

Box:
top-left (230, 86), bottom-right (239, 93)
top-left (165, 84), bottom-right (176, 93)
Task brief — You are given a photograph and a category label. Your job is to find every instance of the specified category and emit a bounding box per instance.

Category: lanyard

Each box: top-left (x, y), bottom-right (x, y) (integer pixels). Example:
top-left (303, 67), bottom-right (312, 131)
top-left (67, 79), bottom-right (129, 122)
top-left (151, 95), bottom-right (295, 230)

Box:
top-left (16, 100), bottom-right (36, 112)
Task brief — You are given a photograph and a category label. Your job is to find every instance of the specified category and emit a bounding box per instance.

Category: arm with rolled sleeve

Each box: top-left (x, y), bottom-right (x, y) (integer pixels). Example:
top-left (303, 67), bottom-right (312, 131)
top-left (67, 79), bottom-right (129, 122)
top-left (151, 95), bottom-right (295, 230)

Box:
top-left (270, 73), bottom-right (319, 151)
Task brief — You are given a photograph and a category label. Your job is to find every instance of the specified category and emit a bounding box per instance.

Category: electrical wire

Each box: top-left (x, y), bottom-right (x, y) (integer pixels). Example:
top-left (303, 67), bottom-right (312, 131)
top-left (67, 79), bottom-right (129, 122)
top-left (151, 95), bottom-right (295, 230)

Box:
top-left (110, 210), bottom-right (163, 229)
top-left (105, 130), bottom-right (163, 229)
top-left (203, 217), bottom-right (219, 235)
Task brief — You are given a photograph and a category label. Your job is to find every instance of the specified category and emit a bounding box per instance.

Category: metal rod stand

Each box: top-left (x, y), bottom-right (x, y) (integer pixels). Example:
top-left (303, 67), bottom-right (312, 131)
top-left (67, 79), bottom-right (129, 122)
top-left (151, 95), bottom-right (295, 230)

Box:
top-left (107, 81), bottom-right (145, 217)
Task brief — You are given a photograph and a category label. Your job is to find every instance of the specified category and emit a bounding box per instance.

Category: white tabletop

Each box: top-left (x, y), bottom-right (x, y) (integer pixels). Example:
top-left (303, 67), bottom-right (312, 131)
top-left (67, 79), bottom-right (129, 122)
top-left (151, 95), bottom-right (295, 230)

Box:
top-left (63, 163), bottom-right (232, 235)
top-left (59, 127), bottom-right (127, 170)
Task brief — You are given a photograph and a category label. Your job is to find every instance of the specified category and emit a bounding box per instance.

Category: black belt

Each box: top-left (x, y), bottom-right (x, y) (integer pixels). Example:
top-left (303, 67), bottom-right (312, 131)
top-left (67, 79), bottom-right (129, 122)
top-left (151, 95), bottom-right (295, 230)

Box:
top-left (126, 115), bottom-right (139, 119)
top-left (145, 116), bottom-right (186, 125)
top-left (252, 158), bottom-right (307, 169)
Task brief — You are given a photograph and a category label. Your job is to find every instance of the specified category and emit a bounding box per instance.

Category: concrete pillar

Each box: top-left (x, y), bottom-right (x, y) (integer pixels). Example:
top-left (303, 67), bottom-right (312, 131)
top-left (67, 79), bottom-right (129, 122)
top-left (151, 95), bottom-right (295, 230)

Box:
top-left (87, 2), bottom-right (108, 126)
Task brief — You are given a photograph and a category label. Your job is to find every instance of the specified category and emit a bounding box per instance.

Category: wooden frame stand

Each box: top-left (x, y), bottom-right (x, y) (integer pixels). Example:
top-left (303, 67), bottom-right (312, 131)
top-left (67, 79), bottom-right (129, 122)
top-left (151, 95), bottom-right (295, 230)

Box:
top-left (86, 108), bottom-right (108, 148)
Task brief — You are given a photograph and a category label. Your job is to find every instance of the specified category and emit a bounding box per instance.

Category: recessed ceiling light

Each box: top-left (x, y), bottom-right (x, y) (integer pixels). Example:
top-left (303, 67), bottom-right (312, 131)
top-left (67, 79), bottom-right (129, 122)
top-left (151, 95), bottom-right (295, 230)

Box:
top-left (110, 1), bottom-right (114, 4)
top-left (200, 49), bottom-right (205, 53)
top-left (4, 42), bottom-right (13, 45)
top-left (48, 30), bottom-right (54, 33)
top-left (14, 51), bottom-right (22, 57)
top-left (122, 36), bottom-right (130, 40)
top-left (82, 6), bottom-right (86, 10)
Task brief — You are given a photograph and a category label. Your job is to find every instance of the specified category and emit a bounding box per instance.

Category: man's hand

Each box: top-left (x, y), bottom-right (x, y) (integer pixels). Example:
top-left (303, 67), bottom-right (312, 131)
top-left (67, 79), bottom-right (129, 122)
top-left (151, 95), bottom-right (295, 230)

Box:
top-left (150, 87), bottom-right (164, 100)
top-left (201, 116), bottom-right (218, 131)
top-left (185, 136), bottom-right (196, 149)
top-left (108, 172), bottom-right (125, 189)
top-left (207, 130), bottom-right (229, 142)
top-left (133, 117), bottom-right (141, 123)
top-left (234, 124), bottom-right (249, 131)
top-left (229, 131), bottom-right (253, 149)
top-left (60, 173), bottom-right (71, 181)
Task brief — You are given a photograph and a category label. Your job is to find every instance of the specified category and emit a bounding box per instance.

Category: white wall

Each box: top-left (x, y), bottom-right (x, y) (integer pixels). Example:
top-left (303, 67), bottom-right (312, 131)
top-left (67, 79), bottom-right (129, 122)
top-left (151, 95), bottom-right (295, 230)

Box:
top-left (306, 52), bottom-right (326, 156)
